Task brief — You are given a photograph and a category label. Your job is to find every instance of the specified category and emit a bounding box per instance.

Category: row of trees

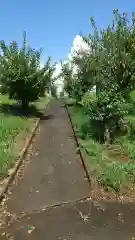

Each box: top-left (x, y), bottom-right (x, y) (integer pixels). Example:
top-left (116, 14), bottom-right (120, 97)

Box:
top-left (62, 10), bottom-right (135, 144)
top-left (0, 32), bottom-right (56, 109)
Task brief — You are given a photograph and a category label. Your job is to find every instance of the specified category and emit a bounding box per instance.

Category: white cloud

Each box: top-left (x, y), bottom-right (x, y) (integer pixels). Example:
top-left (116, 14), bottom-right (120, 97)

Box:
top-left (53, 35), bottom-right (90, 95)
top-left (68, 35), bottom-right (90, 75)
top-left (53, 63), bottom-right (63, 94)
top-left (68, 35), bottom-right (90, 61)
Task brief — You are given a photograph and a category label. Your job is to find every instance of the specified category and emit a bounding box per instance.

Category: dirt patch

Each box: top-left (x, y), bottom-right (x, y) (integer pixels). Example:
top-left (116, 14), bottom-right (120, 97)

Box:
top-left (106, 145), bottom-right (130, 163)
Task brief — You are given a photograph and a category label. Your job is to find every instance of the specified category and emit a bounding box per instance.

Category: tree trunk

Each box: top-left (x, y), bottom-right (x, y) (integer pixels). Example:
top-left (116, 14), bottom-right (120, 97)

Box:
top-left (21, 99), bottom-right (29, 110)
top-left (104, 123), bottom-right (111, 145)
top-left (96, 83), bottom-right (101, 96)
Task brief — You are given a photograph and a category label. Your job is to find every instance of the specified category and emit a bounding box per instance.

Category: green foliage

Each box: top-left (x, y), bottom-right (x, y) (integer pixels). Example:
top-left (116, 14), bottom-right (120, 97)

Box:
top-left (61, 62), bottom-right (74, 98)
top-left (0, 94), bottom-right (49, 178)
top-left (117, 133), bottom-right (135, 161)
top-left (82, 90), bottom-right (127, 143)
top-left (0, 32), bottom-right (54, 108)
top-left (81, 91), bottom-right (96, 110)
top-left (65, 10), bottom-right (135, 143)
top-left (66, 9), bottom-right (135, 193)
top-left (0, 32), bottom-right (53, 178)
top-left (125, 90), bottom-right (135, 115)
top-left (72, 53), bottom-right (95, 99)
top-left (61, 51), bottom-right (95, 101)
top-left (100, 161), bottom-right (135, 192)
top-left (63, 10), bottom-right (135, 142)
top-left (0, 94), bottom-right (30, 178)
top-left (69, 104), bottom-right (135, 192)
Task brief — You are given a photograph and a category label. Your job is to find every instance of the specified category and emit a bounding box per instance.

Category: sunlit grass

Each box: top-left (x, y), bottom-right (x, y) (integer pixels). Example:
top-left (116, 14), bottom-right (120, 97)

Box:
top-left (0, 94), bottom-right (49, 179)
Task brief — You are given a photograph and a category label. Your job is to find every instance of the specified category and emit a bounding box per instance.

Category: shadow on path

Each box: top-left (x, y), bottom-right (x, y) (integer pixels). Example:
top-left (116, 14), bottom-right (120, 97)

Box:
top-left (0, 103), bottom-right (43, 118)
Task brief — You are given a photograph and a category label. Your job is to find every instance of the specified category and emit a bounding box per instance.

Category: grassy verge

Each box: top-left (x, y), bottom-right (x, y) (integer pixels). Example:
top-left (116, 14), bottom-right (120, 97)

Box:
top-left (68, 101), bottom-right (135, 195)
top-left (0, 94), bottom-right (49, 179)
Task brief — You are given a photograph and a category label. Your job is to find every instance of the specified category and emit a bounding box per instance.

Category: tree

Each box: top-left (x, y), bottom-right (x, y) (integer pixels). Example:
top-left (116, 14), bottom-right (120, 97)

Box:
top-left (39, 58), bottom-right (55, 97)
top-left (0, 32), bottom-right (53, 108)
top-left (65, 10), bottom-right (135, 144)
top-left (83, 10), bottom-right (135, 97)
top-left (82, 90), bottom-right (127, 144)
top-left (80, 10), bottom-right (135, 144)
top-left (72, 52), bottom-right (94, 99)
top-left (60, 62), bottom-right (74, 98)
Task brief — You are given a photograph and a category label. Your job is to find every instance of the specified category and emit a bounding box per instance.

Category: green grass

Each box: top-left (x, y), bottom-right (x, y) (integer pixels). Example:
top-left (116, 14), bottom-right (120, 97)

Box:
top-left (0, 94), bottom-right (49, 179)
top-left (68, 103), bottom-right (135, 193)
top-left (0, 116), bottom-right (30, 178)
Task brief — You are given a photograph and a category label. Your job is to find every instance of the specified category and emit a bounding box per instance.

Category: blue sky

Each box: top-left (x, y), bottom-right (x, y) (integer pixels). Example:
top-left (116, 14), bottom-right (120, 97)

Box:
top-left (0, 0), bottom-right (134, 62)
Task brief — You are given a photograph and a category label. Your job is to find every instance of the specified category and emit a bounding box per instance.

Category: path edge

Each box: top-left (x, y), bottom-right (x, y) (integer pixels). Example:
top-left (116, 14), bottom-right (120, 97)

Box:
top-left (0, 100), bottom-right (50, 201)
top-left (65, 101), bottom-right (91, 187)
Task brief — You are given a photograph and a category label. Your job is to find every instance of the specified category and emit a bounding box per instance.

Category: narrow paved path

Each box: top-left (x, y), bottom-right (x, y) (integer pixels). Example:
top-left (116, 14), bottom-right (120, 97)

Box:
top-left (1, 100), bottom-right (135, 239)
top-left (6, 100), bottom-right (89, 215)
